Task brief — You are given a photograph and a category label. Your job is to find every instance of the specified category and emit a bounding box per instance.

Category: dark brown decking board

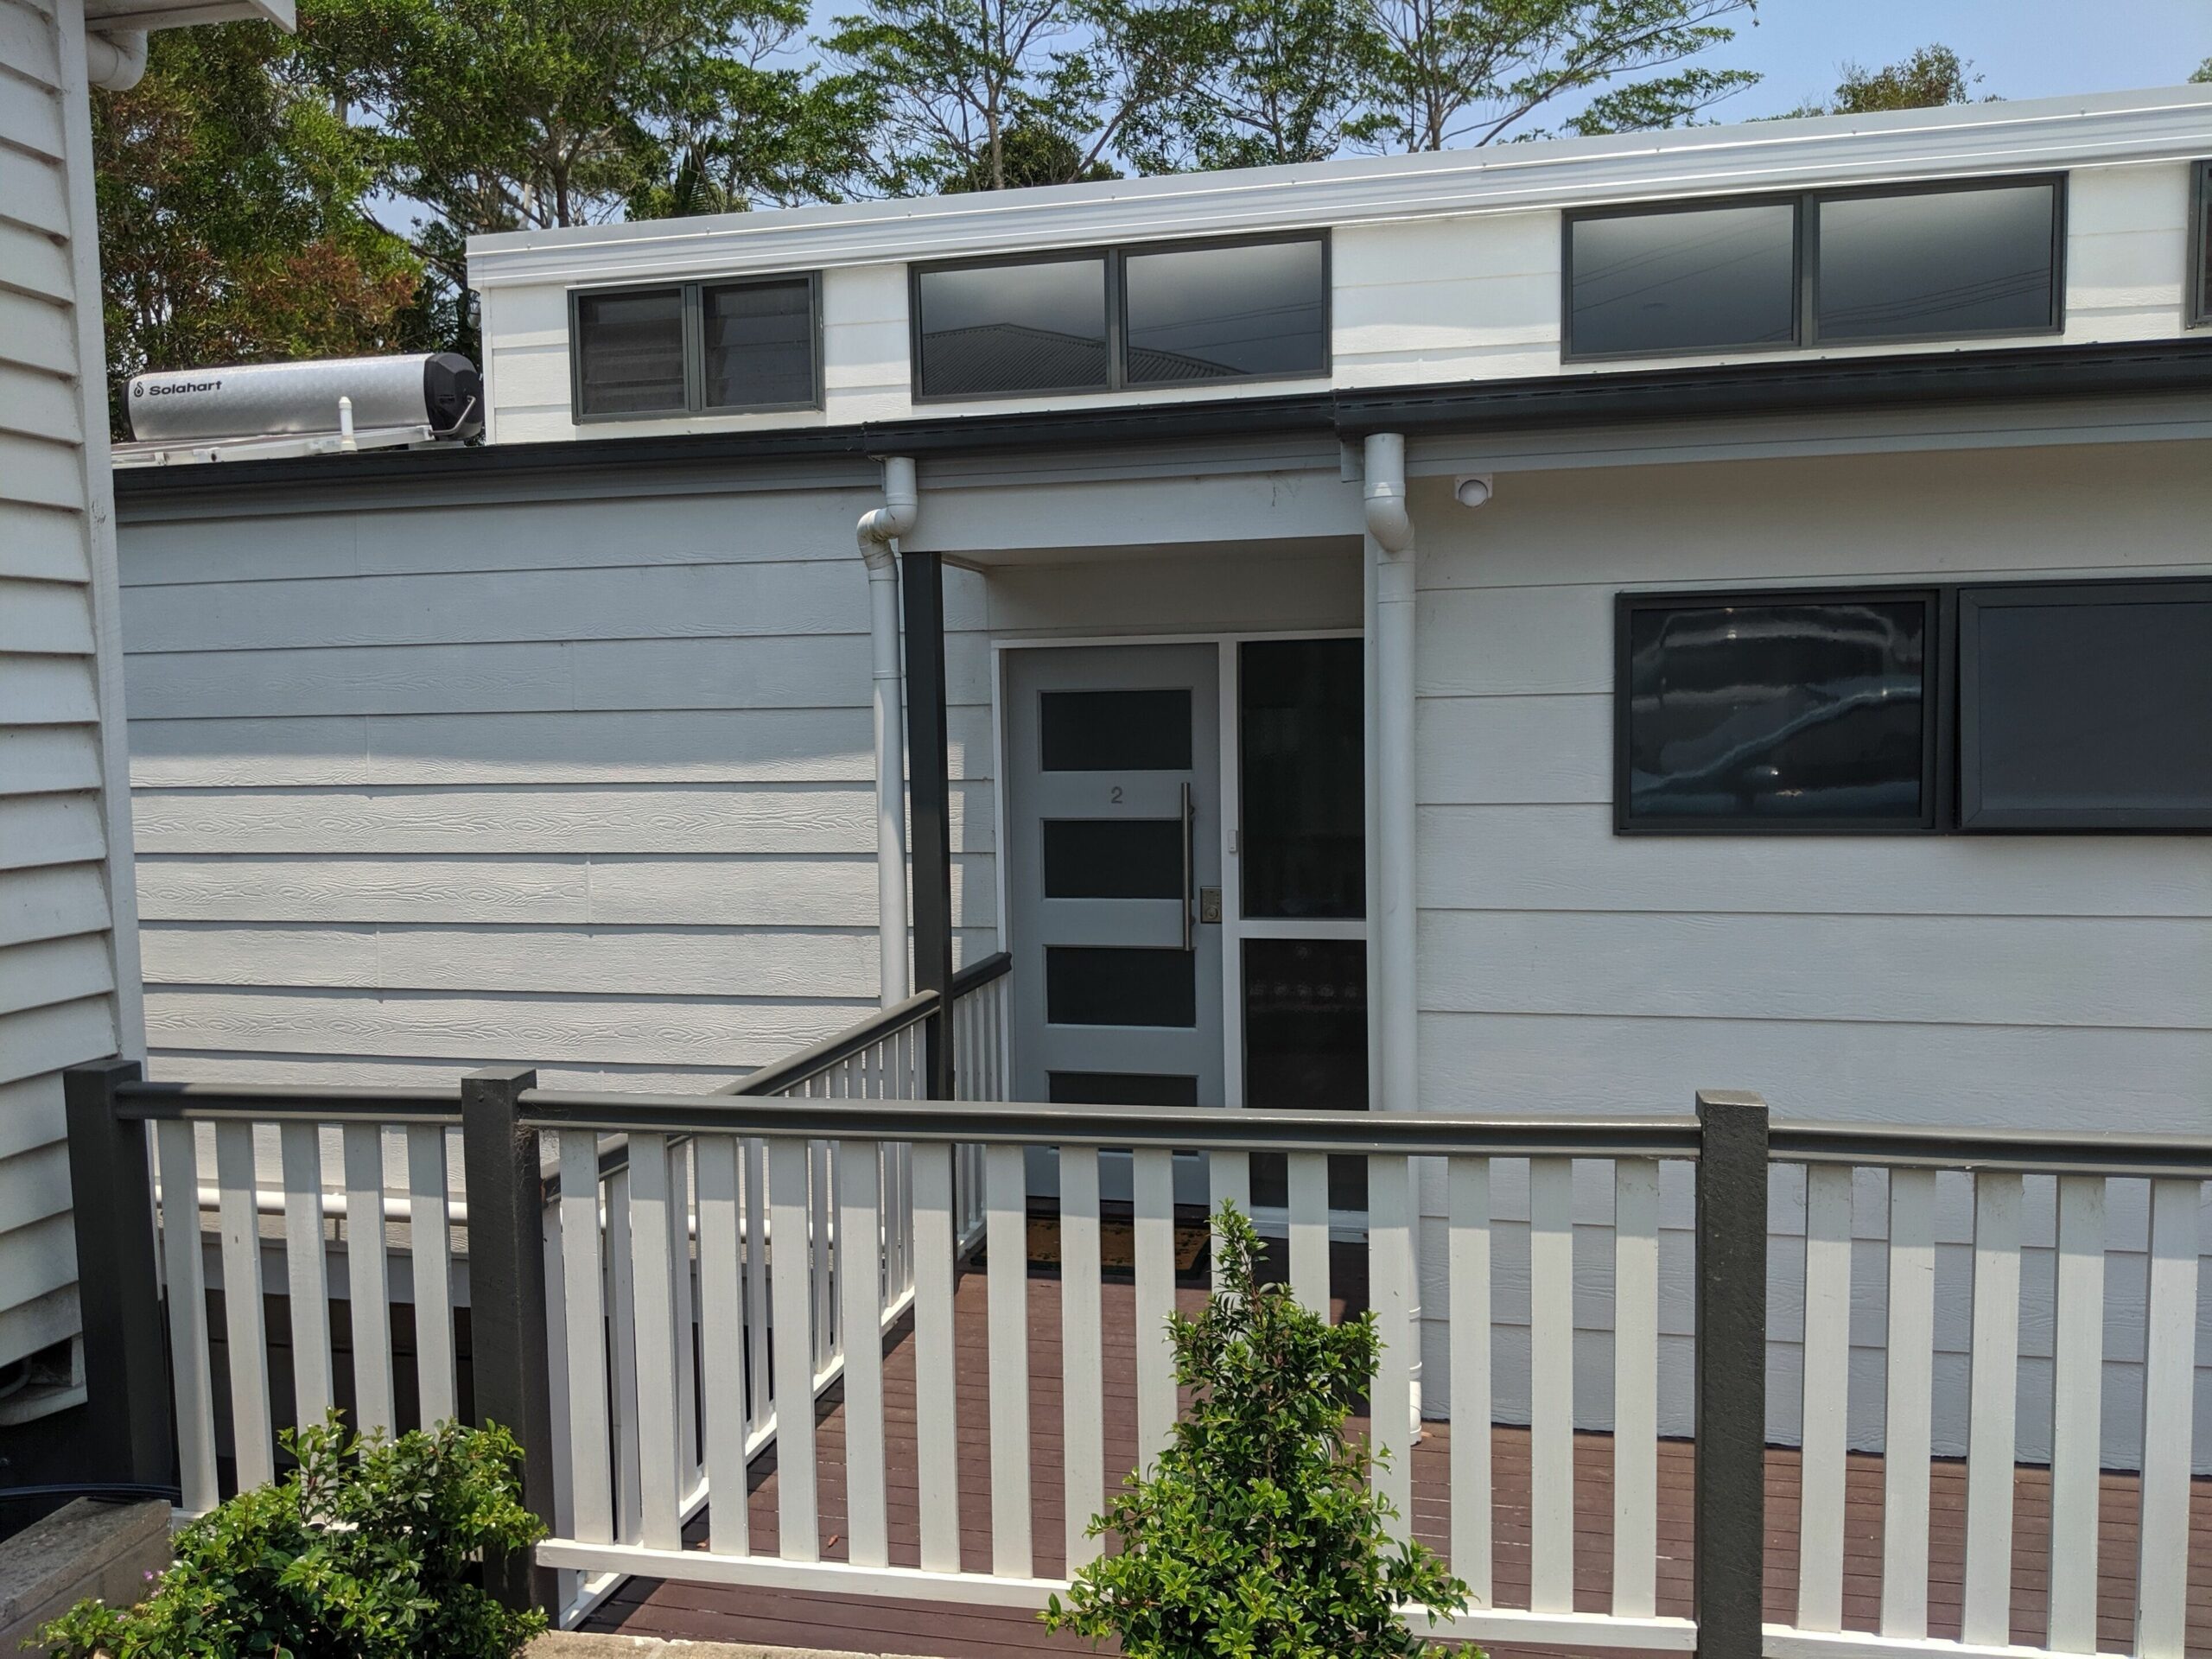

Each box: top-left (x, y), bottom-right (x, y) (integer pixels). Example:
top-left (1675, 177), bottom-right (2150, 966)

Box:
top-left (588, 1251), bottom-right (2212, 1658)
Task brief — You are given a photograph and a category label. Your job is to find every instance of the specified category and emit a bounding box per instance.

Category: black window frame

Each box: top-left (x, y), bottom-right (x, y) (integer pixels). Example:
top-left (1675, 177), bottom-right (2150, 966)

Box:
top-left (1807, 175), bottom-right (2067, 349)
top-left (1561, 193), bottom-right (1805, 365)
top-left (568, 271), bottom-right (823, 423)
top-left (908, 230), bottom-right (1332, 404)
top-left (1564, 175), bottom-right (2067, 363)
top-left (2190, 160), bottom-right (2212, 329)
top-left (1956, 576), bottom-right (2212, 835)
top-left (1612, 584), bottom-right (1952, 836)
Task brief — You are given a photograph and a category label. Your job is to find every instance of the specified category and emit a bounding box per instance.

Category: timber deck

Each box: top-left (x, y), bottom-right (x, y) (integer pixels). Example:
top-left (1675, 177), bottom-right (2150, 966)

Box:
top-left (585, 1243), bottom-right (2212, 1659)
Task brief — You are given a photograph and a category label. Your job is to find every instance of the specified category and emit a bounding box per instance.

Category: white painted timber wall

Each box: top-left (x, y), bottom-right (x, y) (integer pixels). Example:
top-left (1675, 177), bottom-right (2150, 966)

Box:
top-left (0, 0), bottom-right (145, 1374)
top-left (471, 137), bottom-right (2212, 444)
top-left (1407, 438), bottom-right (2212, 1470)
top-left (116, 475), bottom-right (995, 1091)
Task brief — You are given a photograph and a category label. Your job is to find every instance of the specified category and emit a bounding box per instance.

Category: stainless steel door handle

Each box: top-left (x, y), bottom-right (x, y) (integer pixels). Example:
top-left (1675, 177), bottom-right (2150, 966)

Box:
top-left (1180, 781), bottom-right (1194, 952)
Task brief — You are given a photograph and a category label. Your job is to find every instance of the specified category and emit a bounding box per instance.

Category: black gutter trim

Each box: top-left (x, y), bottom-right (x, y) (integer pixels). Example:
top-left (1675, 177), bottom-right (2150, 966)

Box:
top-left (114, 338), bottom-right (2212, 502)
top-left (1333, 337), bottom-right (2212, 435)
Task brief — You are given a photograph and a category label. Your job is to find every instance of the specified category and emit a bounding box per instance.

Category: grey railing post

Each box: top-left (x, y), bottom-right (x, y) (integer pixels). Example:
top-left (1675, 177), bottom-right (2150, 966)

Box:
top-left (461, 1066), bottom-right (557, 1614)
top-left (900, 546), bottom-right (956, 1099)
top-left (64, 1059), bottom-right (172, 1487)
top-left (1694, 1089), bottom-right (1770, 1659)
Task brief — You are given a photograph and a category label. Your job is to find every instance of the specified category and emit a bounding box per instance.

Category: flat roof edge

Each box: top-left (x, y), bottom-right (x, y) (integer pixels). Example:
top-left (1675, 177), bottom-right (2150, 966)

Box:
top-left (111, 340), bottom-right (2212, 505)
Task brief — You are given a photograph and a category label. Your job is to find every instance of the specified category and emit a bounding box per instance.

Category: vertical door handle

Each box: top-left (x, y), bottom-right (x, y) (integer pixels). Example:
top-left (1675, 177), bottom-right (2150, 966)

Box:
top-left (1180, 781), bottom-right (1195, 952)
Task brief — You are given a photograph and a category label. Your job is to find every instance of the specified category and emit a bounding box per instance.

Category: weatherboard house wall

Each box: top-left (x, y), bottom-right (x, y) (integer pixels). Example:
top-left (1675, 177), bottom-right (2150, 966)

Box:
top-left (1, 0), bottom-right (146, 1408)
top-left (114, 86), bottom-right (2212, 1469)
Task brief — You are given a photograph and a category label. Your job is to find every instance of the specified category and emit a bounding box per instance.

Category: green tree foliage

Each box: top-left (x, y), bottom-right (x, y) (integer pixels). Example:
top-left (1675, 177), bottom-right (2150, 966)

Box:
top-left (1777, 43), bottom-right (1982, 118)
top-left (2192, 57), bottom-right (2210, 84)
top-left (1827, 43), bottom-right (1979, 112)
top-left (1043, 1205), bottom-right (1468, 1657)
top-left (37, 1415), bottom-right (546, 1659)
top-left (92, 24), bottom-right (423, 435)
top-left (1365, 0), bottom-right (1758, 151)
top-left (299, 0), bottom-right (881, 299)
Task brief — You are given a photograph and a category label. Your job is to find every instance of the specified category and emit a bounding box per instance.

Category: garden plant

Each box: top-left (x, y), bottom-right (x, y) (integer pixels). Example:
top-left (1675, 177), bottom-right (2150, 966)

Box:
top-left (37, 1414), bottom-right (545, 1659)
top-left (1044, 1202), bottom-right (1471, 1657)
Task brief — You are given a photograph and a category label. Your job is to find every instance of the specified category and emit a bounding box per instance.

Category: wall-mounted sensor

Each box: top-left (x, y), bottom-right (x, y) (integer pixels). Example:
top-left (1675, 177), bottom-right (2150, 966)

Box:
top-left (1454, 474), bottom-right (1494, 508)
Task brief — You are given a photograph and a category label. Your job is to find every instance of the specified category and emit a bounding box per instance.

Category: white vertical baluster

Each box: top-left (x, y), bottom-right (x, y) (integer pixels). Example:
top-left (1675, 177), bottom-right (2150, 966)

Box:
top-left (744, 1139), bottom-right (769, 1439)
top-left (912, 1140), bottom-right (961, 1573)
top-left (606, 1166), bottom-right (641, 1543)
top-left (1449, 1155), bottom-right (1492, 1604)
top-left (542, 1188), bottom-right (576, 1617)
top-left (340, 1123), bottom-right (394, 1436)
top-left (2045, 1175), bottom-right (2105, 1654)
top-left (1527, 1155), bottom-right (1574, 1614)
top-left (1797, 1163), bottom-right (1854, 1632)
top-left (985, 1143), bottom-right (1032, 1577)
top-left (1611, 1157), bottom-right (1659, 1619)
top-left (1881, 1166), bottom-right (1937, 1639)
top-left (1368, 1153), bottom-right (1415, 1535)
top-left (1962, 1171), bottom-right (2023, 1648)
top-left (810, 1141), bottom-right (834, 1374)
top-left (213, 1122), bottom-right (273, 1487)
top-left (1062, 1145), bottom-right (1105, 1572)
top-left (156, 1120), bottom-right (219, 1512)
top-left (559, 1132), bottom-right (613, 1547)
top-left (1287, 1152), bottom-right (1330, 1315)
top-left (628, 1134), bottom-right (682, 1549)
top-left (1133, 1147), bottom-right (1177, 1469)
top-left (405, 1124), bottom-right (455, 1426)
top-left (769, 1137), bottom-right (819, 1561)
top-left (278, 1122), bottom-right (332, 1429)
top-left (2135, 1177), bottom-right (2200, 1659)
top-left (838, 1137), bottom-right (888, 1567)
top-left (695, 1134), bottom-right (748, 1556)
top-left (669, 1138), bottom-right (698, 1491)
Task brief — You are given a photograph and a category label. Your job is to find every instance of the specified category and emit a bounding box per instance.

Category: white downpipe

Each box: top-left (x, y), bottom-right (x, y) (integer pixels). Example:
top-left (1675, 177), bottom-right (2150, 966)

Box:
top-left (857, 457), bottom-right (918, 1007)
top-left (1363, 430), bottom-right (1421, 1431)
top-left (84, 28), bottom-right (148, 90)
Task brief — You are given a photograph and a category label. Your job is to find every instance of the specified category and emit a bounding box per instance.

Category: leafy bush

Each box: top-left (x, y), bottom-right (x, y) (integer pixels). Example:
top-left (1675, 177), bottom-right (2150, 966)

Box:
top-left (38, 1414), bottom-right (546, 1659)
top-left (1044, 1204), bottom-right (1469, 1657)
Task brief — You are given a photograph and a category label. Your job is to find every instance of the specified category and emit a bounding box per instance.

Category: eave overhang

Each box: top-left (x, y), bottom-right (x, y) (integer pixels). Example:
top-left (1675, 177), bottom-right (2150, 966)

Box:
top-left (111, 338), bottom-right (2212, 505)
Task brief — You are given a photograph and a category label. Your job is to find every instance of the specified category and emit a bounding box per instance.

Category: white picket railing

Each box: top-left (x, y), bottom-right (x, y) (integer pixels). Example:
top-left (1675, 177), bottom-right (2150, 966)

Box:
top-left (68, 1060), bottom-right (2212, 1659)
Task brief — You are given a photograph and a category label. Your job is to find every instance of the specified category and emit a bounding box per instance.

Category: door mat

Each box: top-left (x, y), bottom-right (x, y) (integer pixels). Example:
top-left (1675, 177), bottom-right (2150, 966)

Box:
top-left (979, 1212), bottom-right (1211, 1274)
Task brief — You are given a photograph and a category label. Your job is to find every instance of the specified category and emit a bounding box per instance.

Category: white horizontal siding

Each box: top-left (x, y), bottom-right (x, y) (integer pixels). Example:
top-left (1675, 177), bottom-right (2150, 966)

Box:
top-left (1409, 439), bottom-right (2212, 1470)
top-left (120, 489), bottom-right (998, 1090)
top-left (0, 0), bottom-right (139, 1378)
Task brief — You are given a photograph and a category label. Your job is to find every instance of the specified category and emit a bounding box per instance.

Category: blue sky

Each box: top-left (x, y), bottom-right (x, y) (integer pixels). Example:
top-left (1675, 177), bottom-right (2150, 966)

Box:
top-left (1709, 0), bottom-right (2209, 118)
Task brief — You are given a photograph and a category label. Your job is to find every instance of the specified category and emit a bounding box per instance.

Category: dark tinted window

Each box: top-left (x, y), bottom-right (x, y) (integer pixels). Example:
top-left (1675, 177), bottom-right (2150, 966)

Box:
top-left (703, 279), bottom-right (814, 409)
top-left (1815, 182), bottom-right (2058, 342)
top-left (1961, 583), bottom-right (2212, 829)
top-left (1046, 945), bottom-right (1196, 1027)
top-left (1240, 638), bottom-right (1363, 918)
top-left (1043, 819), bottom-right (1185, 899)
top-left (1245, 938), bottom-right (1367, 1211)
top-left (1567, 203), bottom-right (1797, 358)
top-left (915, 257), bottom-right (1109, 397)
top-left (1622, 594), bottom-right (1933, 828)
top-left (1048, 1071), bottom-right (1200, 1107)
top-left (2192, 162), bottom-right (2211, 327)
top-left (1040, 689), bottom-right (1192, 772)
top-left (575, 289), bottom-right (685, 415)
top-left (1123, 238), bottom-right (1326, 384)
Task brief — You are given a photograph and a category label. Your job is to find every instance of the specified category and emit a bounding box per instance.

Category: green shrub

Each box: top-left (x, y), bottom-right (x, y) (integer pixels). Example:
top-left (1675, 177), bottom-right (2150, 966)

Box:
top-left (1044, 1204), bottom-right (1470, 1658)
top-left (37, 1414), bottom-right (546, 1659)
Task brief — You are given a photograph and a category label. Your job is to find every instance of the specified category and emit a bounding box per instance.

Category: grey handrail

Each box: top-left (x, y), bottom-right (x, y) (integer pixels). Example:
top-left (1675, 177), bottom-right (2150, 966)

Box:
top-left (716, 988), bottom-right (938, 1097)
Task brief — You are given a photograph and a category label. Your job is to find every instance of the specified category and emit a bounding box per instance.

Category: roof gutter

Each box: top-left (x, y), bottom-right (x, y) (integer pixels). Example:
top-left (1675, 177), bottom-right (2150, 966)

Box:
top-left (113, 339), bottom-right (2212, 505)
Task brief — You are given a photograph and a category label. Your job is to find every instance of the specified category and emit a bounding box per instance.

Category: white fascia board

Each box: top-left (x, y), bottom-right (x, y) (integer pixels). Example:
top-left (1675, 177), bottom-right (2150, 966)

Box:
top-left (467, 85), bottom-right (2212, 292)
